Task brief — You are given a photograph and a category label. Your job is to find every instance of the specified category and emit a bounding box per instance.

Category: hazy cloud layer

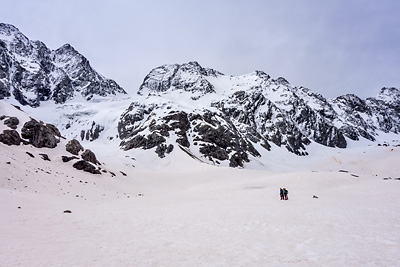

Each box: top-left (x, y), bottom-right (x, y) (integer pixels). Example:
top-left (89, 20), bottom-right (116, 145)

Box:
top-left (1, 0), bottom-right (399, 98)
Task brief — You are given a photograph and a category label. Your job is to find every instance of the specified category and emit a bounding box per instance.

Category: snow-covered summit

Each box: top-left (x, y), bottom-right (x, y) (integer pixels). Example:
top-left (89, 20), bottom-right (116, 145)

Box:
top-left (118, 61), bottom-right (400, 167)
top-left (138, 61), bottom-right (222, 97)
top-left (375, 87), bottom-right (400, 105)
top-left (0, 23), bottom-right (126, 107)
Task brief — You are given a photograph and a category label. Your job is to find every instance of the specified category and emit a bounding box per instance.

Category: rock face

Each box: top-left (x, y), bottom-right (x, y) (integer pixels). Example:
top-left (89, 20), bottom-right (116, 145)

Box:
top-left (72, 160), bottom-right (101, 174)
top-left (61, 155), bottom-right (79, 162)
top-left (118, 62), bottom-right (400, 167)
top-left (21, 119), bottom-right (61, 148)
top-left (80, 122), bottom-right (104, 142)
top-left (0, 129), bottom-right (21, 145)
top-left (3, 116), bottom-right (19, 129)
top-left (65, 139), bottom-right (84, 155)
top-left (137, 61), bottom-right (221, 97)
top-left (81, 149), bottom-right (99, 165)
top-left (0, 23), bottom-right (126, 107)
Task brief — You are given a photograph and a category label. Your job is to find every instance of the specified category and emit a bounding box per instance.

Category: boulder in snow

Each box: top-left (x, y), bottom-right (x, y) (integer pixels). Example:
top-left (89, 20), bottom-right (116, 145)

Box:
top-left (0, 129), bottom-right (21, 146)
top-left (65, 139), bottom-right (84, 155)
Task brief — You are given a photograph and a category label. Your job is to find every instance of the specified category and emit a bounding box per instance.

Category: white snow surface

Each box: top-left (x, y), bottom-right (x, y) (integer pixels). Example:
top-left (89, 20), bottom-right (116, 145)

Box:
top-left (1, 102), bottom-right (400, 266)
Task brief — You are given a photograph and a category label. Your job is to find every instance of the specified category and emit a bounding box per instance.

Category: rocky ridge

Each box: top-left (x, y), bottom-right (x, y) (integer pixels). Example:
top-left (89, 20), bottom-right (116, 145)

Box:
top-left (118, 61), bottom-right (400, 167)
top-left (0, 23), bottom-right (126, 107)
top-left (1, 22), bottom-right (399, 168)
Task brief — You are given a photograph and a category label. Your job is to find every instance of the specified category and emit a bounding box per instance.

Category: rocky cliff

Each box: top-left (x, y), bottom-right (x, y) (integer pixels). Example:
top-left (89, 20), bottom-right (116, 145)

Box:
top-left (118, 61), bottom-right (400, 167)
top-left (0, 23), bottom-right (126, 107)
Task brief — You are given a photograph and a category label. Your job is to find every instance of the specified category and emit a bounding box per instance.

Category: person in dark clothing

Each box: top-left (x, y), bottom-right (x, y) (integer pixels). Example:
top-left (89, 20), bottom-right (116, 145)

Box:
top-left (284, 188), bottom-right (288, 200)
top-left (280, 188), bottom-right (284, 200)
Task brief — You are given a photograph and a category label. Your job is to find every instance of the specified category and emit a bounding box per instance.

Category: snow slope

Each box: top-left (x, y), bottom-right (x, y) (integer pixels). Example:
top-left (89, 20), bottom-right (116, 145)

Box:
top-left (1, 55), bottom-right (400, 266)
top-left (1, 132), bottom-right (399, 266)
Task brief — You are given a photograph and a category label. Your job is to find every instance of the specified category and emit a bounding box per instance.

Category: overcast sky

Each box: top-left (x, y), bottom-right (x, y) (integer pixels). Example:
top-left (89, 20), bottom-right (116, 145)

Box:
top-left (1, 0), bottom-right (399, 98)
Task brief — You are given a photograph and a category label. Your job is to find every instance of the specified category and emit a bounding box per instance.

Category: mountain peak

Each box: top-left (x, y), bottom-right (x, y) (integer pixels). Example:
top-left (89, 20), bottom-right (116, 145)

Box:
top-left (0, 23), bottom-right (126, 107)
top-left (377, 87), bottom-right (400, 104)
top-left (254, 70), bottom-right (271, 80)
top-left (55, 43), bottom-right (78, 54)
top-left (0, 23), bottom-right (20, 35)
top-left (137, 61), bottom-right (218, 96)
top-left (0, 23), bottom-right (30, 50)
top-left (120, 62), bottom-right (400, 167)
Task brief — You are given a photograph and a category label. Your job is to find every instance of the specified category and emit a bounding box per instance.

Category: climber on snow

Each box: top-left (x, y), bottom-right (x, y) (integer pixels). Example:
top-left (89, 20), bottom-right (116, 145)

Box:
top-left (280, 188), bottom-right (289, 200)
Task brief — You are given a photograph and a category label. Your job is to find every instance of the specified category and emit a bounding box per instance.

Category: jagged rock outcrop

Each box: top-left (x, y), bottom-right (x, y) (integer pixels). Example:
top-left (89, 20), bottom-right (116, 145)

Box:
top-left (21, 119), bottom-right (60, 148)
top-left (0, 129), bottom-right (21, 145)
top-left (3, 116), bottom-right (19, 129)
top-left (81, 149), bottom-right (99, 165)
top-left (61, 155), bottom-right (79, 162)
top-left (72, 160), bottom-right (101, 174)
top-left (137, 61), bottom-right (221, 97)
top-left (0, 23), bottom-right (126, 107)
top-left (65, 139), bottom-right (84, 155)
top-left (80, 122), bottom-right (104, 141)
top-left (118, 61), bottom-right (400, 167)
top-left (39, 153), bottom-right (50, 161)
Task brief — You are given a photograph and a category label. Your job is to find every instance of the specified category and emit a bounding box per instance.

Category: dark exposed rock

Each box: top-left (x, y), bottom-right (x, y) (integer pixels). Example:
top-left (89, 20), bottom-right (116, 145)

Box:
top-left (21, 119), bottom-right (60, 148)
top-left (65, 139), bottom-right (84, 155)
top-left (0, 129), bottom-right (21, 145)
top-left (81, 121), bottom-right (104, 141)
top-left (63, 210), bottom-right (72, 213)
top-left (72, 160), bottom-right (101, 174)
top-left (81, 149), bottom-right (99, 165)
top-left (61, 155), bottom-right (79, 162)
top-left (199, 145), bottom-right (229, 161)
top-left (4, 117), bottom-right (19, 129)
top-left (117, 102), bottom-right (157, 140)
top-left (155, 143), bottom-right (174, 158)
top-left (39, 153), bottom-right (50, 161)
top-left (118, 105), bottom-right (261, 164)
top-left (215, 90), bottom-right (313, 155)
top-left (121, 132), bottom-right (166, 151)
top-left (120, 171), bottom-right (127, 176)
top-left (163, 111), bottom-right (190, 147)
top-left (26, 151), bottom-right (34, 158)
top-left (46, 123), bottom-right (61, 137)
top-left (229, 152), bottom-right (249, 168)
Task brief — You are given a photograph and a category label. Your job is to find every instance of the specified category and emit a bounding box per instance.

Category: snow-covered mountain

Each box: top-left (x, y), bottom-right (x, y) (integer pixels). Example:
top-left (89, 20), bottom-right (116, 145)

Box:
top-left (1, 23), bottom-right (399, 169)
top-left (0, 23), bottom-right (126, 107)
top-left (1, 23), bottom-right (400, 267)
top-left (118, 61), bottom-right (400, 167)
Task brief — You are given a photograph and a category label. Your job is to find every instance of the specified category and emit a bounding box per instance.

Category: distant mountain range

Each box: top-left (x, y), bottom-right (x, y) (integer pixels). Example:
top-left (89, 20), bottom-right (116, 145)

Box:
top-left (1, 23), bottom-right (399, 168)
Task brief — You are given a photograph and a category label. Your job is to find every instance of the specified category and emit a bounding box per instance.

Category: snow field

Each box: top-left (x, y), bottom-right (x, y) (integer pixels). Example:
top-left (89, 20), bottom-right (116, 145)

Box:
top-left (1, 142), bottom-right (399, 266)
top-left (1, 100), bottom-right (399, 266)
